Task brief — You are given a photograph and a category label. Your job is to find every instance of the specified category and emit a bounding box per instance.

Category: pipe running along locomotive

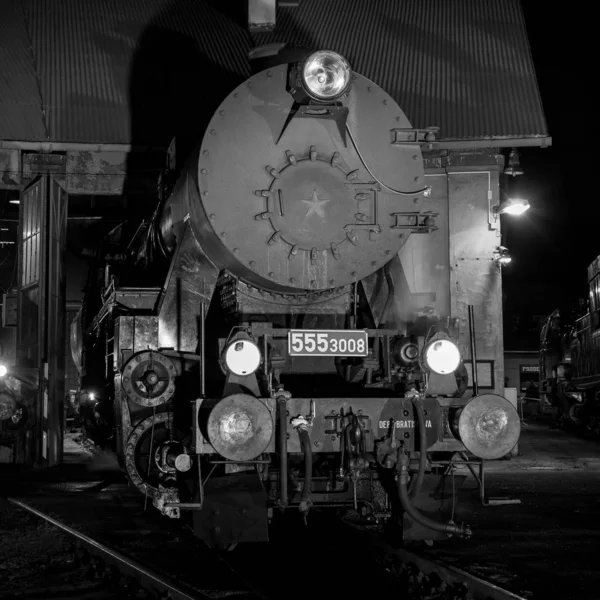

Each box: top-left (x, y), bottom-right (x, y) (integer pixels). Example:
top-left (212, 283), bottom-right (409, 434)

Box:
top-left (74, 50), bottom-right (520, 548)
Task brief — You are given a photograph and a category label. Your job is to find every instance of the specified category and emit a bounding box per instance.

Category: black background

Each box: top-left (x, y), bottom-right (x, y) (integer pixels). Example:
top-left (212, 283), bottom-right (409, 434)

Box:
top-left (503, 2), bottom-right (597, 349)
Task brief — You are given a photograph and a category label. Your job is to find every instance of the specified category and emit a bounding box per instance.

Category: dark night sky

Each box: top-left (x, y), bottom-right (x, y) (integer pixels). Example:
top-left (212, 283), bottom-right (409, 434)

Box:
top-left (503, 3), bottom-right (596, 349)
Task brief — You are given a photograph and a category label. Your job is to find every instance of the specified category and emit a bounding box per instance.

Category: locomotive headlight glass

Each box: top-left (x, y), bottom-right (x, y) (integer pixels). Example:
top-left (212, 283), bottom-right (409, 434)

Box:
top-left (424, 339), bottom-right (461, 375)
top-left (224, 339), bottom-right (262, 376)
top-left (302, 50), bottom-right (352, 100)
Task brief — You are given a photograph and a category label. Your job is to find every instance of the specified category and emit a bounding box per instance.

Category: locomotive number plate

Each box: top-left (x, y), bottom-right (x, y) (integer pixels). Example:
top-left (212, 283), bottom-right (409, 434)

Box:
top-left (288, 330), bottom-right (368, 357)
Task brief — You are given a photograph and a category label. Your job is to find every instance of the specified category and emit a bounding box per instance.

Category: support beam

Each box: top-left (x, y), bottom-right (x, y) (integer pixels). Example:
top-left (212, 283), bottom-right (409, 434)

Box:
top-left (0, 148), bottom-right (164, 195)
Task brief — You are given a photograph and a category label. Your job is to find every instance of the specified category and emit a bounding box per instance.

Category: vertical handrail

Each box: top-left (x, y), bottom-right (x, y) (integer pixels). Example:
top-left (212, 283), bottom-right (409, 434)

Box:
top-left (468, 305), bottom-right (479, 396)
top-left (277, 395), bottom-right (288, 508)
top-left (200, 302), bottom-right (205, 399)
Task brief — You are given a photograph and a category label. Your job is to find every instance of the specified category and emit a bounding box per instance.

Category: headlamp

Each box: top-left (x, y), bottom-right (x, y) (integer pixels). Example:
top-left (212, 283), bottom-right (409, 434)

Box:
top-left (0, 365), bottom-right (7, 377)
top-left (301, 50), bottom-right (352, 101)
top-left (223, 334), bottom-right (262, 377)
top-left (423, 333), bottom-right (461, 375)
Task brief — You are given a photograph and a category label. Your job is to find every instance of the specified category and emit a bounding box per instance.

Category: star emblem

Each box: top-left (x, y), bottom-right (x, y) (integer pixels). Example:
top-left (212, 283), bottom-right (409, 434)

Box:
top-left (302, 189), bottom-right (330, 221)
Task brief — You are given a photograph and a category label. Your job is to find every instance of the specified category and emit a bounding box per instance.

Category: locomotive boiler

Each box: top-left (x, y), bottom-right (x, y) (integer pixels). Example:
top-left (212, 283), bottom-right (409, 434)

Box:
top-left (74, 50), bottom-right (520, 548)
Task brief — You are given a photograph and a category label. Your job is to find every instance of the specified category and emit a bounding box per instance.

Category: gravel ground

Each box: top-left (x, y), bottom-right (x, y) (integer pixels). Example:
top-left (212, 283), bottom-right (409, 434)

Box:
top-left (0, 501), bottom-right (77, 592)
top-left (5, 423), bottom-right (599, 600)
top-left (0, 492), bottom-right (476, 600)
top-left (0, 503), bottom-right (121, 600)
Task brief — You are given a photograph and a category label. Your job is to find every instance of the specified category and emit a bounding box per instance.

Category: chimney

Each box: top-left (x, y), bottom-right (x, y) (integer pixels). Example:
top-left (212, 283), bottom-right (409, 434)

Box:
top-left (248, 0), bottom-right (276, 33)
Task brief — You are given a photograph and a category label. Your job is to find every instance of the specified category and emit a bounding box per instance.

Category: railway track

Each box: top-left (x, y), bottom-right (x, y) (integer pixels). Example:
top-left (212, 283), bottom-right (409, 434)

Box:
top-left (2, 492), bottom-right (528, 600)
top-left (353, 526), bottom-right (529, 600)
top-left (1, 498), bottom-right (262, 600)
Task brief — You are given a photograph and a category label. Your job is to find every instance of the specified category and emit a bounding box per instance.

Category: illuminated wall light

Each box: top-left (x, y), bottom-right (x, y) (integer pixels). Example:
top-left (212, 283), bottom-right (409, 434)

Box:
top-left (493, 246), bottom-right (512, 266)
top-left (493, 197), bottom-right (530, 216)
top-left (9, 200), bottom-right (19, 204)
top-left (489, 196), bottom-right (530, 230)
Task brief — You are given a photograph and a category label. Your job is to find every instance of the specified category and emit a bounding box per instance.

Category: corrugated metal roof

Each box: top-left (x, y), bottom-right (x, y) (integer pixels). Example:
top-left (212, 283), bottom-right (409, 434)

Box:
top-left (0, 0), bottom-right (548, 145)
top-left (257, 0), bottom-right (549, 141)
top-left (0, 0), bottom-right (47, 141)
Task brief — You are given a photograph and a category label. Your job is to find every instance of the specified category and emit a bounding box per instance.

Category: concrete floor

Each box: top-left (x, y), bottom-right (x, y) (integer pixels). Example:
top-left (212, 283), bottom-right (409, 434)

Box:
top-left (485, 416), bottom-right (600, 472)
top-left (426, 416), bottom-right (600, 600)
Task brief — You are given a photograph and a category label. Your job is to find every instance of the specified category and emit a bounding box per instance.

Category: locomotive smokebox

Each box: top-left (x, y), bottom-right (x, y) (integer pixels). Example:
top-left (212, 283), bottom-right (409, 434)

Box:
top-left (157, 61), bottom-right (427, 293)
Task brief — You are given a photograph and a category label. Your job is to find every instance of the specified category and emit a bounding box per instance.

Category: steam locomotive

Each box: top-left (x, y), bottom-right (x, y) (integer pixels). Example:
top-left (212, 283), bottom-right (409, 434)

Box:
top-left (540, 257), bottom-right (600, 434)
top-left (72, 50), bottom-right (520, 548)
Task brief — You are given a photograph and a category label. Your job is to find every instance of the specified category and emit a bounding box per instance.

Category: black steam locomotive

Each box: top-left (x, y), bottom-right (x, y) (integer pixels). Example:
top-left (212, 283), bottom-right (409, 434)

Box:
top-left (540, 257), bottom-right (600, 434)
top-left (72, 50), bottom-right (520, 548)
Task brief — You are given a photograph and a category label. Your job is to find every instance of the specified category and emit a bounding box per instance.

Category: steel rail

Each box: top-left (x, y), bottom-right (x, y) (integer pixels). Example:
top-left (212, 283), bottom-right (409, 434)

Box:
top-left (391, 546), bottom-right (527, 600)
top-left (341, 522), bottom-right (529, 600)
top-left (371, 534), bottom-right (528, 600)
top-left (6, 497), bottom-right (220, 600)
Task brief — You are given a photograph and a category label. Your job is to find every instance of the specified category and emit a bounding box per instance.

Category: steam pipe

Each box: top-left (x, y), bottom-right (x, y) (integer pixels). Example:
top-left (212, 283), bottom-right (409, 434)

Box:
top-left (468, 305), bottom-right (479, 396)
top-left (397, 452), bottom-right (471, 538)
top-left (381, 261), bottom-right (395, 327)
top-left (297, 426), bottom-right (313, 516)
top-left (277, 395), bottom-right (289, 507)
top-left (408, 398), bottom-right (427, 499)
